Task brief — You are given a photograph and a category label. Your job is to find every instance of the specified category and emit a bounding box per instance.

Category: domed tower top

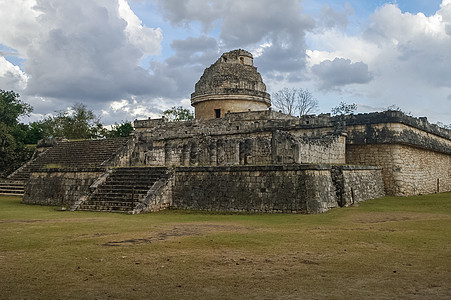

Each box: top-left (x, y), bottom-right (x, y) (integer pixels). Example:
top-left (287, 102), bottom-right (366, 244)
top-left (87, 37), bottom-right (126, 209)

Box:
top-left (191, 49), bottom-right (271, 120)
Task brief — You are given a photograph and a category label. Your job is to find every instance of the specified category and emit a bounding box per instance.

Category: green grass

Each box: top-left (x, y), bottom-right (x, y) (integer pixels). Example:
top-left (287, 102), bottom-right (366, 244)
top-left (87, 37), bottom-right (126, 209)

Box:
top-left (1, 193), bottom-right (450, 299)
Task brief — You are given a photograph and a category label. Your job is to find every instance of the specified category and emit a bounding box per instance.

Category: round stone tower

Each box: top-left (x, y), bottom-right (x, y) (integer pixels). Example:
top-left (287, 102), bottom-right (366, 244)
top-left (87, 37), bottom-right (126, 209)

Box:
top-left (191, 49), bottom-right (271, 120)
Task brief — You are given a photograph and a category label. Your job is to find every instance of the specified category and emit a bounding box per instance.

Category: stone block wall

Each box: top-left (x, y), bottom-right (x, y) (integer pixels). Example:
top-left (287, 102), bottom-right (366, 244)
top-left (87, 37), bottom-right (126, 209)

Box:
top-left (332, 165), bottom-right (385, 206)
top-left (132, 111), bottom-right (345, 167)
top-left (134, 174), bottom-right (174, 214)
top-left (346, 144), bottom-right (451, 196)
top-left (103, 138), bottom-right (136, 167)
top-left (343, 112), bottom-right (451, 196)
top-left (193, 98), bottom-right (269, 119)
top-left (172, 165), bottom-right (337, 213)
top-left (22, 169), bottom-right (103, 207)
top-left (131, 130), bottom-right (345, 167)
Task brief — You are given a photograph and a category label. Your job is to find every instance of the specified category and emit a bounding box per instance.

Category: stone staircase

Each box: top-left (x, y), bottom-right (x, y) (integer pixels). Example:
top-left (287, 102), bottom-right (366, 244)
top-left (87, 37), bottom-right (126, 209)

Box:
top-left (77, 167), bottom-right (169, 213)
top-left (1, 138), bottom-right (131, 197)
top-left (0, 181), bottom-right (25, 196)
top-left (18, 138), bottom-right (130, 171)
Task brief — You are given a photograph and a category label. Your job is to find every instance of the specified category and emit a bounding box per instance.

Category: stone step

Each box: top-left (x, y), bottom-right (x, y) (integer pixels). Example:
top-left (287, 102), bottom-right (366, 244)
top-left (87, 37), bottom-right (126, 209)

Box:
top-left (83, 200), bottom-right (135, 207)
top-left (78, 203), bottom-right (134, 212)
top-left (0, 193), bottom-right (24, 196)
top-left (0, 181), bottom-right (25, 196)
top-left (77, 166), bottom-right (169, 213)
top-left (107, 173), bottom-right (167, 179)
top-left (100, 184), bottom-right (156, 190)
top-left (89, 194), bottom-right (147, 202)
top-left (92, 188), bottom-right (150, 199)
top-left (0, 187), bottom-right (24, 194)
top-left (8, 138), bottom-right (131, 179)
top-left (0, 182), bottom-right (24, 186)
top-left (0, 186), bottom-right (24, 192)
top-left (109, 168), bottom-right (167, 173)
top-left (103, 180), bottom-right (159, 186)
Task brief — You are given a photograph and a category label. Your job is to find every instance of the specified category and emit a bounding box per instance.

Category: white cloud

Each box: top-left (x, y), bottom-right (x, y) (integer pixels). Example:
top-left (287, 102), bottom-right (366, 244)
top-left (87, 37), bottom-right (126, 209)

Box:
top-left (1, 0), bottom-right (451, 126)
top-left (0, 0), bottom-right (163, 123)
top-left (110, 99), bottom-right (130, 112)
top-left (118, 0), bottom-right (162, 56)
top-left (0, 0), bottom-right (42, 57)
top-left (0, 56), bottom-right (28, 91)
top-left (303, 2), bottom-right (451, 123)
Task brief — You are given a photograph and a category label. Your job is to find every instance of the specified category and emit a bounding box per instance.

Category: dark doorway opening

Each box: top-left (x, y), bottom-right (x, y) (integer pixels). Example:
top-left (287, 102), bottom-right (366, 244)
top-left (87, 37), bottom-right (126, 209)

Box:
top-left (215, 109), bottom-right (221, 118)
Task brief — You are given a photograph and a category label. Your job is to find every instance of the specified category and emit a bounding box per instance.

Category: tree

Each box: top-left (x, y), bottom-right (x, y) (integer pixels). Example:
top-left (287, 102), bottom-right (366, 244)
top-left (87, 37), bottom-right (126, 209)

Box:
top-left (39, 103), bottom-right (104, 139)
top-left (272, 88), bottom-right (318, 116)
top-left (163, 106), bottom-right (194, 121)
top-left (23, 122), bottom-right (44, 144)
top-left (0, 90), bottom-right (32, 127)
top-left (0, 90), bottom-right (34, 177)
top-left (331, 101), bottom-right (358, 115)
top-left (108, 121), bottom-right (134, 138)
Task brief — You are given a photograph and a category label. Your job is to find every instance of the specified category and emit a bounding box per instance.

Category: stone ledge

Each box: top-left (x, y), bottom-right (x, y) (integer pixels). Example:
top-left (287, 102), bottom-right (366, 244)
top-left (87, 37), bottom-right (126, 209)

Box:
top-left (175, 164), bottom-right (332, 173)
top-left (340, 111), bottom-right (451, 140)
top-left (29, 167), bottom-right (106, 173)
top-left (335, 165), bottom-right (382, 171)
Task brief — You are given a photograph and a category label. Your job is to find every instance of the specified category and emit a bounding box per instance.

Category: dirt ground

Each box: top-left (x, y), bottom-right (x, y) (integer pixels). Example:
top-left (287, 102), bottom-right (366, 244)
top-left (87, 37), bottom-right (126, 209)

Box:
top-left (1, 194), bottom-right (451, 299)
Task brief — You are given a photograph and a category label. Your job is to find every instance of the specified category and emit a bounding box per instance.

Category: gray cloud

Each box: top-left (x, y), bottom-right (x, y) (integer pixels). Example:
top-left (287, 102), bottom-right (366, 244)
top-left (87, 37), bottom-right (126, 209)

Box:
top-left (218, 0), bottom-right (314, 77)
top-left (446, 24), bottom-right (451, 36)
top-left (317, 3), bottom-right (354, 30)
top-left (0, 70), bottom-right (25, 92)
top-left (154, 0), bottom-right (314, 77)
top-left (362, 4), bottom-right (451, 89)
top-left (311, 58), bottom-right (373, 90)
top-left (143, 35), bottom-right (219, 100)
top-left (154, 0), bottom-right (218, 30)
top-left (23, 0), bottom-right (159, 102)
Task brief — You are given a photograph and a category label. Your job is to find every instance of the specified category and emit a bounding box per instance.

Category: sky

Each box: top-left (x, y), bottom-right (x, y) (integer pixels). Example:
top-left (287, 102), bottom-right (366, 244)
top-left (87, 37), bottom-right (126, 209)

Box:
top-left (1, 0), bottom-right (450, 126)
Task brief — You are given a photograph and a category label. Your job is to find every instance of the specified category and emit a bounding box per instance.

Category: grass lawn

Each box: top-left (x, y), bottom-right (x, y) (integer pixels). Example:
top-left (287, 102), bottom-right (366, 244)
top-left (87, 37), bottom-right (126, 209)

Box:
top-left (1, 193), bottom-right (450, 299)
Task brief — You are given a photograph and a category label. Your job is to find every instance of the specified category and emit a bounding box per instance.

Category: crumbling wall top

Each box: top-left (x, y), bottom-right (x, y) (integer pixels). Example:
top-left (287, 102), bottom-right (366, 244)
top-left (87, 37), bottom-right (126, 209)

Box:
top-left (338, 111), bottom-right (451, 140)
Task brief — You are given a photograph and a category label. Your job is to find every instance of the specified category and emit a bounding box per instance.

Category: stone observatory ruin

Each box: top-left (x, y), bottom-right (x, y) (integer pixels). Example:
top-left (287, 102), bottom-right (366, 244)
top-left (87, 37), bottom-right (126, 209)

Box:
top-left (191, 49), bottom-right (271, 119)
top-left (3, 49), bottom-right (450, 214)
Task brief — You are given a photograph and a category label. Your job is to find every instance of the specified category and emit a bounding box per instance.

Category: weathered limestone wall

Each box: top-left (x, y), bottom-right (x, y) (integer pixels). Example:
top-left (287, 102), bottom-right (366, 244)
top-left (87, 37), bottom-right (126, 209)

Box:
top-left (347, 144), bottom-right (451, 196)
top-left (134, 174), bottom-right (174, 214)
top-left (332, 165), bottom-right (385, 206)
top-left (103, 138), bottom-right (136, 167)
top-left (131, 131), bottom-right (345, 167)
top-left (172, 165), bottom-right (337, 213)
top-left (22, 169), bottom-right (103, 207)
top-left (273, 131), bottom-right (346, 164)
top-left (346, 122), bottom-right (451, 155)
top-left (133, 111), bottom-right (345, 167)
top-left (191, 49), bottom-right (270, 120)
top-left (343, 112), bottom-right (451, 196)
top-left (193, 98), bottom-right (269, 119)
top-left (171, 165), bottom-right (384, 213)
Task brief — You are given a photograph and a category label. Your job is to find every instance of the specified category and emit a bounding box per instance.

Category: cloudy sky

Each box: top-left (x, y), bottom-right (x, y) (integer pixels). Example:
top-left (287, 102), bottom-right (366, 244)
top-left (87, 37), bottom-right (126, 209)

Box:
top-left (1, 0), bottom-right (450, 125)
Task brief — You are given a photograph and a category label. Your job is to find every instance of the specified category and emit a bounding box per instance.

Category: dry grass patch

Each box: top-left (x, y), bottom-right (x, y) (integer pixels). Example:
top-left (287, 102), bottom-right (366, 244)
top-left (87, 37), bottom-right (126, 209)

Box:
top-left (0, 193), bottom-right (450, 299)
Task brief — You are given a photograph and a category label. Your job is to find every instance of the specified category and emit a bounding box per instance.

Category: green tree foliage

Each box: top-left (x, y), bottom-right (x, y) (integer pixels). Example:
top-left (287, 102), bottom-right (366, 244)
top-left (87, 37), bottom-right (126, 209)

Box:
top-left (107, 121), bottom-right (134, 138)
top-left (331, 101), bottom-right (358, 116)
top-left (272, 88), bottom-right (318, 116)
top-left (39, 103), bottom-right (105, 139)
top-left (0, 90), bottom-right (34, 177)
top-left (23, 122), bottom-right (44, 144)
top-left (163, 106), bottom-right (194, 121)
top-left (0, 90), bottom-right (32, 127)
